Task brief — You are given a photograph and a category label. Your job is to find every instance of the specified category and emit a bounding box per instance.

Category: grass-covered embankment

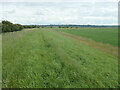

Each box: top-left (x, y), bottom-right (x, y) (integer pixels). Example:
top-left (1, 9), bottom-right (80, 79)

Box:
top-left (2, 28), bottom-right (118, 88)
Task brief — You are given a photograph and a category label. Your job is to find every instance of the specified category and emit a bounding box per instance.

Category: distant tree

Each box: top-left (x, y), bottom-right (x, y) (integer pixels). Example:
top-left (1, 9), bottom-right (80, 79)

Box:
top-left (23, 25), bottom-right (40, 28)
top-left (0, 23), bottom-right (2, 33)
top-left (59, 26), bottom-right (61, 28)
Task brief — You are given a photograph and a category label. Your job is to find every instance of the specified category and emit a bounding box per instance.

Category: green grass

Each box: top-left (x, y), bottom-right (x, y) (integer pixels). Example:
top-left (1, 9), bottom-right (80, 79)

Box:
top-left (2, 28), bottom-right (118, 88)
top-left (57, 27), bottom-right (118, 47)
top-left (0, 34), bottom-right (2, 89)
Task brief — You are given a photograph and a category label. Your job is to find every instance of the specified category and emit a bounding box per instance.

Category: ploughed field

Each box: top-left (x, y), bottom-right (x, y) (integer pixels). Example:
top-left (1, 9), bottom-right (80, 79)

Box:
top-left (2, 27), bottom-right (118, 88)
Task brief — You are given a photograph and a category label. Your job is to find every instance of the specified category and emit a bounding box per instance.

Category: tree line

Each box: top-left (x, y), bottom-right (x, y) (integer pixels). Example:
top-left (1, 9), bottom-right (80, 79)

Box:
top-left (2, 20), bottom-right (23, 33)
top-left (0, 22), bottom-right (2, 33)
top-left (23, 25), bottom-right (40, 28)
top-left (1, 20), bottom-right (115, 33)
top-left (1, 20), bottom-right (42, 33)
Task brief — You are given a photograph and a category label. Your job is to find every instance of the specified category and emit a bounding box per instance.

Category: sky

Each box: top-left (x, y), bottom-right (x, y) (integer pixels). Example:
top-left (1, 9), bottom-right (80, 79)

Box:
top-left (0, 0), bottom-right (119, 25)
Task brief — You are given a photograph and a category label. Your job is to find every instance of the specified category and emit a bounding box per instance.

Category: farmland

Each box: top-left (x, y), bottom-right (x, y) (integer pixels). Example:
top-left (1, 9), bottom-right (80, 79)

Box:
top-left (2, 27), bottom-right (118, 88)
top-left (57, 27), bottom-right (118, 47)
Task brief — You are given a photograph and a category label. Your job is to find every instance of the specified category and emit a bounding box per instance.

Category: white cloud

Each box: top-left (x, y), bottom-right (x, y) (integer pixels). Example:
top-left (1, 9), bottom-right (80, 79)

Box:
top-left (0, 0), bottom-right (119, 2)
top-left (83, 16), bottom-right (117, 20)
top-left (0, 1), bottom-right (118, 25)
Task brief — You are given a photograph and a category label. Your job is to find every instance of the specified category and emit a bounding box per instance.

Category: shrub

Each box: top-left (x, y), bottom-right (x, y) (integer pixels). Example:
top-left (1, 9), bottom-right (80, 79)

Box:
top-left (2, 20), bottom-right (23, 33)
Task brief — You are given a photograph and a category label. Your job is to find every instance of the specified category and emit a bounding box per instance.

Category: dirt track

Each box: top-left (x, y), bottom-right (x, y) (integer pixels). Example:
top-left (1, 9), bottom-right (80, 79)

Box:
top-left (57, 31), bottom-right (118, 56)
